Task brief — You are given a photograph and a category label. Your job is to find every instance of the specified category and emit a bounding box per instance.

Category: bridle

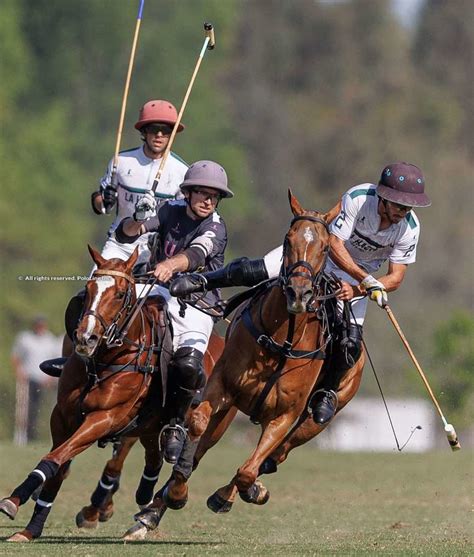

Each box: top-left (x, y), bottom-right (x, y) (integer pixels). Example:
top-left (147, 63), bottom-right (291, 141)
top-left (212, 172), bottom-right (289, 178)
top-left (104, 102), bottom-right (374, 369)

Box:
top-left (280, 214), bottom-right (331, 307)
top-left (82, 269), bottom-right (136, 346)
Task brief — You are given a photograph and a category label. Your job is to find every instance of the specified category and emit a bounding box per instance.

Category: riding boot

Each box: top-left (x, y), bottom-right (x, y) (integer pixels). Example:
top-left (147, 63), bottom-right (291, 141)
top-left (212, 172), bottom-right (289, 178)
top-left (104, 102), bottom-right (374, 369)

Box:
top-left (161, 387), bottom-right (195, 464)
top-left (161, 347), bottom-right (205, 464)
top-left (311, 324), bottom-right (363, 425)
top-left (169, 257), bottom-right (269, 297)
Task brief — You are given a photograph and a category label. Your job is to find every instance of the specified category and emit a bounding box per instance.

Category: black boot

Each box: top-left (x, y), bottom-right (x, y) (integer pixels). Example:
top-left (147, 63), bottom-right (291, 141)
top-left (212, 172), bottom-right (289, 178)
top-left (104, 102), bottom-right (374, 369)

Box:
top-left (170, 257), bottom-right (269, 297)
top-left (310, 389), bottom-right (339, 425)
top-left (161, 348), bottom-right (205, 464)
top-left (311, 323), bottom-right (363, 425)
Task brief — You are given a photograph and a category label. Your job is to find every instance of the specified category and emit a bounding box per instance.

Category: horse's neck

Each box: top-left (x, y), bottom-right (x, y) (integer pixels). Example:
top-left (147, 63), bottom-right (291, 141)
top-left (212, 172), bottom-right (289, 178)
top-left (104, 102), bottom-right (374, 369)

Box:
top-left (260, 287), bottom-right (319, 343)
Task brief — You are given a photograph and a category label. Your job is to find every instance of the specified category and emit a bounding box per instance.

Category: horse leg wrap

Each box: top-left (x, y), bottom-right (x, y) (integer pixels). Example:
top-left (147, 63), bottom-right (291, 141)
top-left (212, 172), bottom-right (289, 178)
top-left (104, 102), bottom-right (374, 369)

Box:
top-left (258, 457), bottom-right (278, 476)
top-left (24, 495), bottom-right (55, 539)
top-left (136, 465), bottom-right (162, 507)
top-left (11, 461), bottom-right (59, 505)
top-left (173, 437), bottom-right (199, 481)
top-left (90, 472), bottom-right (120, 508)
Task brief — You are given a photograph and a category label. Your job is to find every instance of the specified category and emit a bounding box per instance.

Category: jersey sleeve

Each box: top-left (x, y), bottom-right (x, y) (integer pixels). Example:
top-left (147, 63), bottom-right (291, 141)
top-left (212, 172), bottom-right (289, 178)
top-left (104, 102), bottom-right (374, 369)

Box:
top-left (329, 191), bottom-right (360, 241)
top-left (190, 220), bottom-right (227, 260)
top-left (389, 221), bottom-right (420, 266)
top-left (99, 158), bottom-right (113, 190)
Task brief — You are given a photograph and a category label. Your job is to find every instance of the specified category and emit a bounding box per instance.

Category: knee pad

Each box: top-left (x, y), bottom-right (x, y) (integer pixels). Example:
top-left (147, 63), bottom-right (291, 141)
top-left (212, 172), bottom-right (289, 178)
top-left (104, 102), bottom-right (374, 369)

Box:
top-left (228, 257), bottom-right (269, 287)
top-left (65, 289), bottom-right (86, 340)
top-left (171, 347), bottom-right (205, 391)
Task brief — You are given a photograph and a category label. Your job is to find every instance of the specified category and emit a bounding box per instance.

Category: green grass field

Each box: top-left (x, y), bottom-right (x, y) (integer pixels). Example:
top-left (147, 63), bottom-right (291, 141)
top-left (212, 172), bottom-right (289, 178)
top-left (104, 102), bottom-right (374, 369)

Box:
top-left (0, 439), bottom-right (472, 556)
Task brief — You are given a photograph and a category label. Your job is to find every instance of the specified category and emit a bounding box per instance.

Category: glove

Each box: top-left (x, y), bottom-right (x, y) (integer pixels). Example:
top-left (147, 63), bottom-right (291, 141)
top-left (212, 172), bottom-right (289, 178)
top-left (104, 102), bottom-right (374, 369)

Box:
top-left (134, 192), bottom-right (157, 222)
top-left (360, 275), bottom-right (388, 308)
top-left (102, 186), bottom-right (117, 212)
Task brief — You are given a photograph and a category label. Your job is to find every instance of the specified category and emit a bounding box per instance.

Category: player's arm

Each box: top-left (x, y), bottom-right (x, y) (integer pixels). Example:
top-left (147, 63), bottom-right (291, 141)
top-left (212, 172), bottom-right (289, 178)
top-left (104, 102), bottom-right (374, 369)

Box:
top-left (377, 262), bottom-right (407, 293)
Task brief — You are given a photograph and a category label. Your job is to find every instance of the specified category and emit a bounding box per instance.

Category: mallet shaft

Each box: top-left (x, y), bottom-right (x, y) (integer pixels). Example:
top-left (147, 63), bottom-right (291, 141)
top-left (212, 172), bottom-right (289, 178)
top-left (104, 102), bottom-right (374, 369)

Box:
top-left (385, 305), bottom-right (461, 451)
top-left (151, 23), bottom-right (216, 193)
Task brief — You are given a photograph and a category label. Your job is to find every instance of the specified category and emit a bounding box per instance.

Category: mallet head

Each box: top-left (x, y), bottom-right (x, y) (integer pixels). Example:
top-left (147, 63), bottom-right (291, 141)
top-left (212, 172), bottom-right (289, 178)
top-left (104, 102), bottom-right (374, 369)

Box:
top-left (204, 22), bottom-right (215, 50)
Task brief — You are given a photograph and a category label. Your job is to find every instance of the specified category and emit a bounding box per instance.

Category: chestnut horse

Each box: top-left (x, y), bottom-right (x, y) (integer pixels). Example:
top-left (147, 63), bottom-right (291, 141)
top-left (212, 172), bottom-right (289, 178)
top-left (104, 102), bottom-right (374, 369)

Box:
top-left (0, 246), bottom-right (228, 542)
top-left (122, 192), bottom-right (365, 539)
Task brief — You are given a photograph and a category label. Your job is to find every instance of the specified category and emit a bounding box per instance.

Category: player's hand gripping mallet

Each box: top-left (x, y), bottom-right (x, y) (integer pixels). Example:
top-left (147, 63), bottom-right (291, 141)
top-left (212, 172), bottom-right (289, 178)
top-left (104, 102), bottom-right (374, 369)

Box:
top-left (134, 23), bottom-right (215, 222)
top-left (385, 305), bottom-right (461, 451)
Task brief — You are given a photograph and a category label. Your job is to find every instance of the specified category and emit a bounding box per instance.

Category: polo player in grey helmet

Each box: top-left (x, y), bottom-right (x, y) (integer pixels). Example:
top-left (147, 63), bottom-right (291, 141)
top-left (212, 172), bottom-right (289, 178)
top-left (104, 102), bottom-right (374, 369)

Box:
top-left (117, 160), bottom-right (233, 463)
top-left (171, 162), bottom-right (431, 425)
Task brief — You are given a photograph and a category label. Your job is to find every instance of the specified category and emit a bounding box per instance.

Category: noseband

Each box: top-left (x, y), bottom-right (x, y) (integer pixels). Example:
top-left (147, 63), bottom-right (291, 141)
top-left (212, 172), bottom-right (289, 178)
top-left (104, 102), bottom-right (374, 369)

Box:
top-left (82, 269), bottom-right (135, 345)
top-left (280, 215), bottom-right (330, 294)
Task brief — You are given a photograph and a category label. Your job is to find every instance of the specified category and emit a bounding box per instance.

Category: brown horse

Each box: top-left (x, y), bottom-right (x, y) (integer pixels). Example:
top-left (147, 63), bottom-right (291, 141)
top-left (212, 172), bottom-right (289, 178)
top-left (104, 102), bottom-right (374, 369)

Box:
top-left (0, 246), bottom-right (226, 542)
top-left (75, 338), bottom-right (232, 530)
top-left (122, 192), bottom-right (365, 539)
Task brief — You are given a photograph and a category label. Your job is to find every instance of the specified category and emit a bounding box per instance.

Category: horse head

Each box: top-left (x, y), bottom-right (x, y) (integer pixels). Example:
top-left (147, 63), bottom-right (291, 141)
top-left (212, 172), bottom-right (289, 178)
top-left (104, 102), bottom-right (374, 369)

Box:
top-left (75, 246), bottom-right (139, 358)
top-left (281, 190), bottom-right (330, 314)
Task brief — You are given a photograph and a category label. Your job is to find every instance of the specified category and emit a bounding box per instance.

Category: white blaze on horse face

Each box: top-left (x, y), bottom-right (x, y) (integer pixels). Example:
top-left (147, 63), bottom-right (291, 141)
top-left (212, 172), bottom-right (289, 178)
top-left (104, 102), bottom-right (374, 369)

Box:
top-left (303, 226), bottom-right (314, 261)
top-left (85, 276), bottom-right (115, 336)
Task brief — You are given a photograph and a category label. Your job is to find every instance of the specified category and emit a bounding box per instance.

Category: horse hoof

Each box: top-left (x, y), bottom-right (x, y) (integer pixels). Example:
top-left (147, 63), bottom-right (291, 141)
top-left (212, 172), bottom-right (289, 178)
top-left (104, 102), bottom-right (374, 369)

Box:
top-left (162, 486), bottom-right (187, 510)
top-left (6, 531), bottom-right (31, 542)
top-left (134, 507), bottom-right (165, 531)
top-left (122, 522), bottom-right (148, 541)
top-left (206, 491), bottom-right (233, 514)
top-left (75, 509), bottom-right (99, 529)
top-left (239, 480), bottom-right (270, 506)
top-left (0, 498), bottom-right (18, 520)
top-left (99, 506), bottom-right (114, 522)
top-left (138, 499), bottom-right (154, 511)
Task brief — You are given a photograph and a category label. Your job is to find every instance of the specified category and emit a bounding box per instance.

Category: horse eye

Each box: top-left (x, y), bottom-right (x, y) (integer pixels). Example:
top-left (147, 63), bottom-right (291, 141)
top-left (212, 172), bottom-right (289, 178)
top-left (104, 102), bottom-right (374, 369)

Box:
top-left (116, 291), bottom-right (125, 299)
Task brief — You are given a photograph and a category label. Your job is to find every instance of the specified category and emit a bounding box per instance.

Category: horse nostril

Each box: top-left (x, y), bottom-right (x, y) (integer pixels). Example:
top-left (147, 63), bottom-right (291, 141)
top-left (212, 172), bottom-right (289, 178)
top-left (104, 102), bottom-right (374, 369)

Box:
top-left (303, 289), bottom-right (314, 303)
top-left (286, 286), bottom-right (296, 303)
top-left (87, 334), bottom-right (99, 346)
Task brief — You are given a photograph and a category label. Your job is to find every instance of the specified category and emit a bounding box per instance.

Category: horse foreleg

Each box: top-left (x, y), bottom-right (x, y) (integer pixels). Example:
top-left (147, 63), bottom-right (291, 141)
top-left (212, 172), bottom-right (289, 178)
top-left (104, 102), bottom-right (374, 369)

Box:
top-left (235, 411), bottom-right (300, 494)
top-left (264, 355), bottom-right (365, 472)
top-left (6, 461), bottom-right (72, 543)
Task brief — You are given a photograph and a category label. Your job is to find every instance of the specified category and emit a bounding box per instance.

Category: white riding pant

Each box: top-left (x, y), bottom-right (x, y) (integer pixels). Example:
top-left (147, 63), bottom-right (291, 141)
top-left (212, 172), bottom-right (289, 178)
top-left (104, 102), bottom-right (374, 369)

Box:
top-left (101, 233), bottom-right (151, 264)
top-left (263, 245), bottom-right (368, 326)
top-left (89, 234), bottom-right (152, 278)
top-left (136, 284), bottom-right (214, 355)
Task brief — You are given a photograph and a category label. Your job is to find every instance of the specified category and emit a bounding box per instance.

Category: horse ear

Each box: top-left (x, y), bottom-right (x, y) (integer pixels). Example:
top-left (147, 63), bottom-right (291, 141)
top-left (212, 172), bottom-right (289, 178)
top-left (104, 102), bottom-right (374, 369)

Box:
top-left (126, 247), bottom-right (139, 272)
top-left (88, 245), bottom-right (107, 267)
top-left (288, 188), bottom-right (304, 216)
top-left (323, 198), bottom-right (342, 224)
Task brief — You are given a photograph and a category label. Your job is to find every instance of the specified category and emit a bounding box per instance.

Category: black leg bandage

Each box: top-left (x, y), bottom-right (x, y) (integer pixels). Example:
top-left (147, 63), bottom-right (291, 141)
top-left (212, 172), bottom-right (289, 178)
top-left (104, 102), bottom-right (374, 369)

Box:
top-left (11, 461), bottom-right (59, 505)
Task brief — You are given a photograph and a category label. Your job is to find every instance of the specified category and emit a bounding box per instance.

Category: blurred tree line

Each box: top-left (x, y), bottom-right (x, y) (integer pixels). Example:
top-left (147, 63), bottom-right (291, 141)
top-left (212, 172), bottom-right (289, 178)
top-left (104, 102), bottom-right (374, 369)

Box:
top-left (0, 0), bottom-right (472, 438)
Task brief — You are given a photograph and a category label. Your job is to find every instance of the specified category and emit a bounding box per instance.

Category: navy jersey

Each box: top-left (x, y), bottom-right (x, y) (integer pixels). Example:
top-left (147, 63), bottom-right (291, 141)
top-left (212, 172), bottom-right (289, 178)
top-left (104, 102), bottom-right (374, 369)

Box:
top-left (143, 200), bottom-right (227, 306)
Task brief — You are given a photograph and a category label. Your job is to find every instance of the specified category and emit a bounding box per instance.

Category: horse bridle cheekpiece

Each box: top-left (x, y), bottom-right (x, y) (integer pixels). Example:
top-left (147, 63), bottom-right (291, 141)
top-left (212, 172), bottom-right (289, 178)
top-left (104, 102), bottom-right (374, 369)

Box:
top-left (280, 215), bottom-right (330, 305)
top-left (83, 269), bottom-right (135, 346)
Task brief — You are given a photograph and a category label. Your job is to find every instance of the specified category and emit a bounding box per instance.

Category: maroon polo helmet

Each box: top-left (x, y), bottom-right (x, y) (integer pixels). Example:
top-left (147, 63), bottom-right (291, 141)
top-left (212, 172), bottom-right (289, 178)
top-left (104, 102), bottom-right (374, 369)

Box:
top-left (134, 100), bottom-right (184, 132)
top-left (376, 162), bottom-right (431, 207)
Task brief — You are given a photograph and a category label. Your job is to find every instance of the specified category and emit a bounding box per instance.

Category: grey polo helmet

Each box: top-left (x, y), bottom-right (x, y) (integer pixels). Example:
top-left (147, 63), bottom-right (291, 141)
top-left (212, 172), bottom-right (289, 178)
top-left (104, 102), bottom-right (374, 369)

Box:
top-left (180, 160), bottom-right (234, 198)
top-left (376, 162), bottom-right (431, 207)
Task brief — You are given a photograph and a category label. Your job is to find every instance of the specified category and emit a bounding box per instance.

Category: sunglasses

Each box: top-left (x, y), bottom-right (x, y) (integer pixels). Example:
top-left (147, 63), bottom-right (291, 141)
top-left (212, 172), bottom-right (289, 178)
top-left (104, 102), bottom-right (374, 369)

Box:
top-left (390, 201), bottom-right (413, 212)
top-left (145, 123), bottom-right (174, 135)
top-left (193, 188), bottom-right (222, 203)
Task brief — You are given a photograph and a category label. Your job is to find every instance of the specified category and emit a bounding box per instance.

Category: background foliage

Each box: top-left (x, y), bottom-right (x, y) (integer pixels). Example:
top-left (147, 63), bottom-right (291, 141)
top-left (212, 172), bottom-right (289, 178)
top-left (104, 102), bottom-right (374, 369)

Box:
top-left (0, 0), bottom-right (472, 438)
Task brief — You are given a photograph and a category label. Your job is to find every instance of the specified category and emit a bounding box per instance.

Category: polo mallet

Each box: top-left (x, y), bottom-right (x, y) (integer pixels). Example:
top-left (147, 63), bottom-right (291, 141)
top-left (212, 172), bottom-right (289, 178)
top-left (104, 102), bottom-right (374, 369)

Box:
top-left (385, 305), bottom-right (461, 451)
top-left (151, 23), bottom-right (215, 194)
top-left (105, 0), bottom-right (145, 214)
top-left (134, 23), bottom-right (216, 221)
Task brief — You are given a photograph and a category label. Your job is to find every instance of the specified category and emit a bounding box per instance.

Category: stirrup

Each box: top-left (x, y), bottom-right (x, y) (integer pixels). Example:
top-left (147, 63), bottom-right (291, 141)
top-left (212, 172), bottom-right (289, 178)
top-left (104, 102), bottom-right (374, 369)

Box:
top-left (159, 423), bottom-right (188, 464)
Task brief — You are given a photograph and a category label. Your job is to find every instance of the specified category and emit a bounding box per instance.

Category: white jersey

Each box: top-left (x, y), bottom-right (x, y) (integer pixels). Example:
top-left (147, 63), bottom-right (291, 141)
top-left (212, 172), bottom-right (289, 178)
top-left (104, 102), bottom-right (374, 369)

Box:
top-left (11, 331), bottom-right (62, 382)
top-left (327, 183), bottom-right (420, 275)
top-left (100, 146), bottom-right (188, 236)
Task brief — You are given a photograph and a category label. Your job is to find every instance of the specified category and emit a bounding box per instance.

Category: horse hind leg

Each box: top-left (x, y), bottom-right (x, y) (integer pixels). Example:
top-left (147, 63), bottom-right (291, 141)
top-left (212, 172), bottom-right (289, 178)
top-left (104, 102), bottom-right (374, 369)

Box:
top-left (76, 437), bottom-right (138, 529)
